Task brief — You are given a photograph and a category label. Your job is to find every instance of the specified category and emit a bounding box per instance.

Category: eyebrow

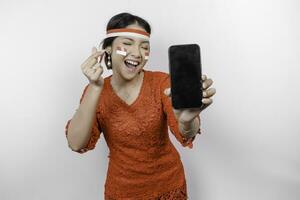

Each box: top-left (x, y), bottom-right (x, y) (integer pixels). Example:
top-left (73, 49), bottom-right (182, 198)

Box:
top-left (122, 37), bottom-right (149, 44)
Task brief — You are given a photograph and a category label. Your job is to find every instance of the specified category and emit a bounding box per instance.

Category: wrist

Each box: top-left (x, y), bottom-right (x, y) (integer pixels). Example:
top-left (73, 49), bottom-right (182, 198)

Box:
top-left (89, 83), bottom-right (103, 91)
top-left (179, 117), bottom-right (200, 139)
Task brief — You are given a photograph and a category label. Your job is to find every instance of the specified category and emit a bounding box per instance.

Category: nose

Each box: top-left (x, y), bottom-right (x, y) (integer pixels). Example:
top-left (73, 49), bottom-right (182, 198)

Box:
top-left (128, 46), bottom-right (142, 60)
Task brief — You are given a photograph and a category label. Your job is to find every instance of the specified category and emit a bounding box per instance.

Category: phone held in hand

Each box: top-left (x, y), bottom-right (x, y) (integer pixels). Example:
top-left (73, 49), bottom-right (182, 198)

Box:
top-left (168, 44), bottom-right (202, 109)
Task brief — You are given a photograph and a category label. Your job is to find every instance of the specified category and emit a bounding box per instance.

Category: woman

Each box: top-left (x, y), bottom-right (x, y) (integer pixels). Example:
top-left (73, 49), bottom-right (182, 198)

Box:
top-left (65, 12), bottom-right (216, 200)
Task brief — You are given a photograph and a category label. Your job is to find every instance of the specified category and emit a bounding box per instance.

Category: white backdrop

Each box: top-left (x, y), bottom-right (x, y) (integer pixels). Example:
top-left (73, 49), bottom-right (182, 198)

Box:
top-left (1, 0), bottom-right (299, 199)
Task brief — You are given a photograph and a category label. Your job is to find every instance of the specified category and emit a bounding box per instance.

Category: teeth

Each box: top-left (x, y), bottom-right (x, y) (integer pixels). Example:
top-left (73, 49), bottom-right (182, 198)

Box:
top-left (125, 60), bottom-right (139, 66)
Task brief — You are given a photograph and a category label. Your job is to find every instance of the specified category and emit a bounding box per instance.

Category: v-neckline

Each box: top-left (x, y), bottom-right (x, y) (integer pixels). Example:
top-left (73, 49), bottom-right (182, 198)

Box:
top-left (108, 70), bottom-right (147, 108)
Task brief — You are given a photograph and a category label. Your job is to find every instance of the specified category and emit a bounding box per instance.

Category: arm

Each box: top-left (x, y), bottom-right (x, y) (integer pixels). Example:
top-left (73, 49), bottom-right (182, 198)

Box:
top-left (178, 116), bottom-right (201, 148)
top-left (179, 115), bottom-right (200, 139)
top-left (65, 83), bottom-right (103, 153)
top-left (160, 73), bottom-right (201, 149)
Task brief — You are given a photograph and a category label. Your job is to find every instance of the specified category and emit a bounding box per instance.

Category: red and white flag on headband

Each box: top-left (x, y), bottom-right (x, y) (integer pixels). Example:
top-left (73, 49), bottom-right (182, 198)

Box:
top-left (145, 51), bottom-right (149, 60)
top-left (116, 46), bottom-right (127, 56)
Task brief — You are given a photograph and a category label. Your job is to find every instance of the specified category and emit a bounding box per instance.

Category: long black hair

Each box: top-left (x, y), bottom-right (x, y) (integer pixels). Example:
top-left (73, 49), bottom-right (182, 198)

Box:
top-left (100, 12), bottom-right (151, 69)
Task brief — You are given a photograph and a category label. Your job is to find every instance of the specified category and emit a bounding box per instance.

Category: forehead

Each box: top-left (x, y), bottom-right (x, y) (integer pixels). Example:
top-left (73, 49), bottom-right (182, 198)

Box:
top-left (115, 23), bottom-right (149, 44)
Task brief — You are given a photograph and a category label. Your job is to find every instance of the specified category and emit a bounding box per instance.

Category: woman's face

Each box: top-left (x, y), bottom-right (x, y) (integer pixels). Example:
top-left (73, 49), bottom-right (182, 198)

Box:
top-left (106, 23), bottom-right (150, 81)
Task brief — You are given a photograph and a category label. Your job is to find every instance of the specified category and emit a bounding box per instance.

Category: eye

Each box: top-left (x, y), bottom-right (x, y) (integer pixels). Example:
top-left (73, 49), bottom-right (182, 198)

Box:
top-left (123, 42), bottom-right (131, 45)
top-left (141, 46), bottom-right (149, 50)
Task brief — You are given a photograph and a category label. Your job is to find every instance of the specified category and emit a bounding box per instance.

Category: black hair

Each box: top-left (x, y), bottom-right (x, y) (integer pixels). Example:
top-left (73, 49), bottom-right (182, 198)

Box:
top-left (100, 12), bottom-right (151, 69)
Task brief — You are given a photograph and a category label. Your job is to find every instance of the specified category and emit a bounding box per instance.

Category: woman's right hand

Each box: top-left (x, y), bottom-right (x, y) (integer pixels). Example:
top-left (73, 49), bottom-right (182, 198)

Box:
top-left (81, 47), bottom-right (106, 88)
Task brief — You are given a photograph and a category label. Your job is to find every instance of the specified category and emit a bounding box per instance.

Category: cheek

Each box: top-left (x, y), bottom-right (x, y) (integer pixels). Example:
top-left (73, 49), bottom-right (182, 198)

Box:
top-left (112, 46), bottom-right (127, 64)
top-left (115, 46), bottom-right (127, 56)
top-left (144, 51), bottom-right (149, 60)
top-left (111, 54), bottom-right (125, 66)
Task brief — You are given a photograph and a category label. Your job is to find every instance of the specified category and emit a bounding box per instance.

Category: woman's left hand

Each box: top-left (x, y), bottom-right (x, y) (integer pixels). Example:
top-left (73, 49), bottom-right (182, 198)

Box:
top-left (164, 74), bottom-right (216, 127)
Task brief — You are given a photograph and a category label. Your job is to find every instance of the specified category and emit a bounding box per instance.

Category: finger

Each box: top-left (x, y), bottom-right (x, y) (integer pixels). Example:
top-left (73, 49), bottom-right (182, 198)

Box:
top-left (94, 64), bottom-right (103, 76)
top-left (203, 78), bottom-right (213, 89)
top-left (92, 62), bottom-right (101, 70)
top-left (83, 50), bottom-right (103, 66)
top-left (82, 64), bottom-right (94, 75)
top-left (202, 98), bottom-right (213, 105)
top-left (92, 49), bottom-right (106, 58)
top-left (85, 62), bottom-right (101, 75)
top-left (81, 50), bottom-right (105, 70)
top-left (84, 67), bottom-right (94, 77)
top-left (188, 107), bottom-right (202, 112)
top-left (91, 46), bottom-right (97, 54)
top-left (203, 88), bottom-right (216, 98)
top-left (164, 88), bottom-right (171, 97)
top-left (86, 59), bottom-right (98, 71)
top-left (202, 74), bottom-right (207, 81)
top-left (93, 63), bottom-right (103, 78)
top-left (82, 54), bottom-right (104, 73)
top-left (87, 51), bottom-right (105, 65)
top-left (82, 65), bottom-right (90, 75)
top-left (90, 64), bottom-right (103, 81)
top-left (98, 52), bottom-right (105, 63)
top-left (201, 98), bottom-right (213, 111)
top-left (180, 110), bottom-right (200, 123)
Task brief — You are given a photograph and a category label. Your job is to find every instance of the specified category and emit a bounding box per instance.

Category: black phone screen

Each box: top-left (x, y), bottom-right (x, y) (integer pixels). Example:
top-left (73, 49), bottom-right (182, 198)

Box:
top-left (168, 44), bottom-right (202, 109)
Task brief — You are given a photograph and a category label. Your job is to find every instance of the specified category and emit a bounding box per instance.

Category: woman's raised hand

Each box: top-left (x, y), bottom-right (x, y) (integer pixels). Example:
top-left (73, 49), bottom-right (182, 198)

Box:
top-left (81, 47), bottom-right (106, 88)
top-left (164, 74), bottom-right (216, 127)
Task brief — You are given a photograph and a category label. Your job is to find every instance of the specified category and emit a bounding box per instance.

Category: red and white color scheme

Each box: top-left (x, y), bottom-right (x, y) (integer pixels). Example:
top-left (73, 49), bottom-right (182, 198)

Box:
top-left (105, 28), bottom-right (150, 60)
top-left (116, 46), bottom-right (127, 56)
top-left (144, 51), bottom-right (149, 60)
top-left (106, 28), bottom-right (150, 41)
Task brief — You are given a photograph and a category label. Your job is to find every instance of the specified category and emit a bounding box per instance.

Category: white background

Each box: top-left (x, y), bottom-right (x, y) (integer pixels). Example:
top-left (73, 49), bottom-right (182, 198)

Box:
top-left (0, 0), bottom-right (299, 199)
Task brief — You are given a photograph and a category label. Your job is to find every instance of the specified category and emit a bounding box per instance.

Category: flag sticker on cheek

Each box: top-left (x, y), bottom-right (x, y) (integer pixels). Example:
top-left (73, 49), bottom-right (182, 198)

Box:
top-left (144, 51), bottom-right (149, 60)
top-left (116, 46), bottom-right (127, 56)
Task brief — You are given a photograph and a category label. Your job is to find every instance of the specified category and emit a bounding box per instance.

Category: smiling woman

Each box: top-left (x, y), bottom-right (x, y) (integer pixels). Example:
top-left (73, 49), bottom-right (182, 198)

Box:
top-left (64, 12), bottom-right (215, 200)
top-left (101, 25), bottom-right (150, 80)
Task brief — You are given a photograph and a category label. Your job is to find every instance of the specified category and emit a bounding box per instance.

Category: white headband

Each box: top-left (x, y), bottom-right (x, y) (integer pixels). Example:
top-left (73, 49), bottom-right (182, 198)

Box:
top-left (106, 28), bottom-right (150, 40)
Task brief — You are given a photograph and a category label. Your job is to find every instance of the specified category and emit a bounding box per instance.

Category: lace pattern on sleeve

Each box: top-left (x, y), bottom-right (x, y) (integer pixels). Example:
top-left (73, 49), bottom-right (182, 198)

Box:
top-left (64, 84), bottom-right (102, 154)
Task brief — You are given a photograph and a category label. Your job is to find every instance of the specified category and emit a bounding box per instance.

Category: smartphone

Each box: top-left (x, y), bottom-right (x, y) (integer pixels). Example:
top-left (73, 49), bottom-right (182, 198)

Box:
top-left (168, 44), bottom-right (202, 109)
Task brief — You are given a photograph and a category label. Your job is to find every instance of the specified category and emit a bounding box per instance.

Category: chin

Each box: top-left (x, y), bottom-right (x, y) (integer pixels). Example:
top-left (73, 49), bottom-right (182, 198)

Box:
top-left (120, 64), bottom-right (143, 79)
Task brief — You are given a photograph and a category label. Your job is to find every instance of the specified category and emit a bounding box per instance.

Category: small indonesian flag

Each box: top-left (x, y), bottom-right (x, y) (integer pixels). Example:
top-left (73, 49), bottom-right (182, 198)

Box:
top-left (116, 46), bottom-right (127, 56)
top-left (145, 51), bottom-right (149, 60)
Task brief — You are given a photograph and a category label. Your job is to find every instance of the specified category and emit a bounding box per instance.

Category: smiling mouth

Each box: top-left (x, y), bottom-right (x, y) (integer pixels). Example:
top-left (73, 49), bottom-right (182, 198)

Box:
top-left (124, 59), bottom-right (140, 69)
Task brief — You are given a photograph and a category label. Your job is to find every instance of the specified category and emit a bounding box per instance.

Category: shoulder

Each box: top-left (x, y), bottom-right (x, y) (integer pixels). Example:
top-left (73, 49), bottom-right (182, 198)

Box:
top-left (146, 69), bottom-right (169, 77)
top-left (144, 70), bottom-right (171, 92)
top-left (144, 69), bottom-right (170, 81)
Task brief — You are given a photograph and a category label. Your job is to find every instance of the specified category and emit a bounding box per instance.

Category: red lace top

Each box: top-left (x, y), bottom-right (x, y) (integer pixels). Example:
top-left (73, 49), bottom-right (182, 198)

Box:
top-left (65, 70), bottom-right (201, 199)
